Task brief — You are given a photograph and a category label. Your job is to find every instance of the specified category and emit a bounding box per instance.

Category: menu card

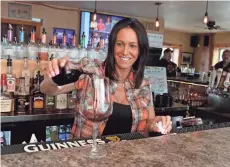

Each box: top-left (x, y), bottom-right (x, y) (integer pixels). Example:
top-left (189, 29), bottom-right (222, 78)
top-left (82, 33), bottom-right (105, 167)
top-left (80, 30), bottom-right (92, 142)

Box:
top-left (147, 33), bottom-right (164, 48)
top-left (144, 66), bottom-right (168, 94)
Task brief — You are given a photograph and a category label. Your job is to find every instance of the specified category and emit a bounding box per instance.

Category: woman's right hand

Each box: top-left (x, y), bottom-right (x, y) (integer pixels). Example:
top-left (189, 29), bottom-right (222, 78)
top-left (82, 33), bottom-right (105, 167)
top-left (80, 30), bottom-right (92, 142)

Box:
top-left (47, 56), bottom-right (69, 78)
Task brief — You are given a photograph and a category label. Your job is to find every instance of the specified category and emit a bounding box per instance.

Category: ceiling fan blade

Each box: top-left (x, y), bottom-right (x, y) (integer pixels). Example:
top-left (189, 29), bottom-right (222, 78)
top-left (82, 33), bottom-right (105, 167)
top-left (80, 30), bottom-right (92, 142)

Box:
top-left (193, 25), bottom-right (206, 29)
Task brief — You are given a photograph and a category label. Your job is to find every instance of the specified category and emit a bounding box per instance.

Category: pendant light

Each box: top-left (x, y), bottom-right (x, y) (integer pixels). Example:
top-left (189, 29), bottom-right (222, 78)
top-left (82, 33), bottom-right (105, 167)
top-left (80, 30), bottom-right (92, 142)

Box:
top-left (90, 0), bottom-right (97, 29)
top-left (203, 1), bottom-right (209, 24)
top-left (155, 3), bottom-right (161, 28)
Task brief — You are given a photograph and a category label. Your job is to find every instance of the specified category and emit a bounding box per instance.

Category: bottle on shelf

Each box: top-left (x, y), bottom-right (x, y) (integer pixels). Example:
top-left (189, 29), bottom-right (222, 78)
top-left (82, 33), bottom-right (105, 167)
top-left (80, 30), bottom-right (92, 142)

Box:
top-left (16, 25), bottom-right (27, 60)
top-left (6, 56), bottom-right (16, 93)
top-left (48, 30), bottom-right (58, 60)
top-left (38, 28), bottom-right (49, 61)
top-left (45, 55), bottom-right (55, 112)
top-left (4, 24), bottom-right (16, 59)
top-left (33, 57), bottom-right (44, 83)
top-left (55, 93), bottom-right (68, 112)
top-left (30, 71), bottom-right (45, 113)
top-left (21, 57), bottom-right (30, 93)
top-left (15, 77), bottom-right (30, 114)
top-left (68, 32), bottom-right (79, 62)
top-left (27, 28), bottom-right (38, 60)
top-left (0, 74), bottom-right (13, 113)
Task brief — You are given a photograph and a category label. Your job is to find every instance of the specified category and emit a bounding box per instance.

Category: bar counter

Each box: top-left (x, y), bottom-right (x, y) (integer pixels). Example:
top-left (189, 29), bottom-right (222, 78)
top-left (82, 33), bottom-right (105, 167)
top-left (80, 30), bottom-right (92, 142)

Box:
top-left (1, 103), bottom-right (189, 123)
top-left (2, 127), bottom-right (230, 167)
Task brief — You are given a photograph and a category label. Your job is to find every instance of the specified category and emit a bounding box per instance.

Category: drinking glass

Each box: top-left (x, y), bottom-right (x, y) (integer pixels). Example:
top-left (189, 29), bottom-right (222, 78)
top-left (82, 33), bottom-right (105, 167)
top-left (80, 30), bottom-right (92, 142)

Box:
top-left (79, 74), bottom-right (112, 159)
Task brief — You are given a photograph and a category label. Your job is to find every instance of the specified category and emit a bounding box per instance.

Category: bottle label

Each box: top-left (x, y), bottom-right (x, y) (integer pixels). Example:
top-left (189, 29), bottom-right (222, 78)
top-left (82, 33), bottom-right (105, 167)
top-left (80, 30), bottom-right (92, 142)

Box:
top-left (7, 78), bottom-right (16, 93)
top-left (16, 95), bottom-right (29, 112)
top-left (56, 94), bottom-right (67, 109)
top-left (46, 96), bottom-right (55, 108)
top-left (33, 94), bottom-right (44, 109)
top-left (0, 99), bottom-right (12, 113)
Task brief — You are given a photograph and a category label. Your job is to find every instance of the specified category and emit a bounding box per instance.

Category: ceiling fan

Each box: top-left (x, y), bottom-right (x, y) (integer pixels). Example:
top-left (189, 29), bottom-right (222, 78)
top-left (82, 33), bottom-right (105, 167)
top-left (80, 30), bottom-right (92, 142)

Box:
top-left (194, 20), bottom-right (229, 31)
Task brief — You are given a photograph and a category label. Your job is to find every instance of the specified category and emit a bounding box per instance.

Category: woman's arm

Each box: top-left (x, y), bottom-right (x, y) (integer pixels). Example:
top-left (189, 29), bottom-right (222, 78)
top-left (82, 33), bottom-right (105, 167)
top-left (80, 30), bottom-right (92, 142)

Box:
top-left (41, 57), bottom-right (103, 96)
top-left (40, 75), bottom-right (76, 96)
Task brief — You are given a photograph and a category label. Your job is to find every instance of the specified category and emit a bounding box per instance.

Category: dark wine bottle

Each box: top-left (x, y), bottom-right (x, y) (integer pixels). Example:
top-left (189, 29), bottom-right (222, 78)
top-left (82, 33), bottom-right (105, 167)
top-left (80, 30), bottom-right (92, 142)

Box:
top-left (52, 68), bottom-right (83, 86)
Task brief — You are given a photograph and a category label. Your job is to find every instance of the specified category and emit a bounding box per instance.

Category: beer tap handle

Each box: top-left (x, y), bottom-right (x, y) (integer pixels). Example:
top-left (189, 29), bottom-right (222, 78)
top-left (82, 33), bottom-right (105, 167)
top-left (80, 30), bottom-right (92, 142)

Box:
top-left (211, 69), bottom-right (217, 88)
top-left (223, 73), bottom-right (230, 92)
top-left (216, 68), bottom-right (223, 88)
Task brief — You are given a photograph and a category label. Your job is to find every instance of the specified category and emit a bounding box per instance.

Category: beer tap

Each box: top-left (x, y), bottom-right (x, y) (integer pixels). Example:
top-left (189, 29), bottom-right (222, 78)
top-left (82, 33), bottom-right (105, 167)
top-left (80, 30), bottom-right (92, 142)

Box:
top-left (210, 68), bottom-right (217, 88)
top-left (223, 72), bottom-right (230, 92)
top-left (216, 68), bottom-right (223, 88)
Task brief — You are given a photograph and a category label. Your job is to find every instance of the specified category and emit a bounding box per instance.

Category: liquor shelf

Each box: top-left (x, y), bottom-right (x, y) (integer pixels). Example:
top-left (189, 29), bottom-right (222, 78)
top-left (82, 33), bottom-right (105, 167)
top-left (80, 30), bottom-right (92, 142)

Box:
top-left (1, 103), bottom-right (189, 124)
top-left (2, 127), bottom-right (230, 166)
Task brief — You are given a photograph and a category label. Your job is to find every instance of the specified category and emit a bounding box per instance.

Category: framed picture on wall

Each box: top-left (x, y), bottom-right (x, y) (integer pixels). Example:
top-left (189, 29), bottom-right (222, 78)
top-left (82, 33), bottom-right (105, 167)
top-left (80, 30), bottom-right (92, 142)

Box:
top-left (8, 3), bottom-right (32, 20)
top-left (181, 52), bottom-right (193, 64)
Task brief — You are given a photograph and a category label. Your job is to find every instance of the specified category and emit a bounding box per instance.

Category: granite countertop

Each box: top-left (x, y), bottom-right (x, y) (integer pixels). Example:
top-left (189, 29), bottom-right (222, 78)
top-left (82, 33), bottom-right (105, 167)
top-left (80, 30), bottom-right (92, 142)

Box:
top-left (2, 127), bottom-right (230, 167)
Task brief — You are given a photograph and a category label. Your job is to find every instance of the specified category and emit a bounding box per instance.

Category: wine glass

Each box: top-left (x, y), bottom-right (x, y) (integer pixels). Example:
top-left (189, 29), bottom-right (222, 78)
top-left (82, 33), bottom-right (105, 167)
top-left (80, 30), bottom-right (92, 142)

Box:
top-left (79, 74), bottom-right (112, 159)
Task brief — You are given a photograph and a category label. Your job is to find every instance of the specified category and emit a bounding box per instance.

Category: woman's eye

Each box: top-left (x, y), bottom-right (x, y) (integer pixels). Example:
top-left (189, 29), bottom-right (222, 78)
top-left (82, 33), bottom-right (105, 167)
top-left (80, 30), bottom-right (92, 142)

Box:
top-left (130, 44), bottom-right (137, 48)
top-left (116, 42), bottom-right (123, 47)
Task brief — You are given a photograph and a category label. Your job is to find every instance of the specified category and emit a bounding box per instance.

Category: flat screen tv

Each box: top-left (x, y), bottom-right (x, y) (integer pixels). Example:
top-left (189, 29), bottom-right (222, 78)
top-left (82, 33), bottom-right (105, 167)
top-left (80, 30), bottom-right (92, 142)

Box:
top-left (80, 11), bottom-right (125, 48)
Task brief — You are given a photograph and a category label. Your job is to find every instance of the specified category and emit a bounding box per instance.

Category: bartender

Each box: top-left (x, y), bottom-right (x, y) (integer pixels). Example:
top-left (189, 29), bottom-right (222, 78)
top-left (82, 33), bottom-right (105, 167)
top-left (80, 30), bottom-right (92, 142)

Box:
top-left (214, 49), bottom-right (230, 72)
top-left (157, 48), bottom-right (178, 77)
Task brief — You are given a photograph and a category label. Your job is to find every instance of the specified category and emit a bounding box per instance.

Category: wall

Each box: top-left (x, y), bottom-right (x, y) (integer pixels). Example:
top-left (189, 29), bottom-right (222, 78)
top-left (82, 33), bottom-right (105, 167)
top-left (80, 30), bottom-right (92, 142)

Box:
top-left (163, 29), bottom-right (194, 53)
top-left (213, 32), bottom-right (230, 46)
top-left (1, 1), bottom-right (81, 44)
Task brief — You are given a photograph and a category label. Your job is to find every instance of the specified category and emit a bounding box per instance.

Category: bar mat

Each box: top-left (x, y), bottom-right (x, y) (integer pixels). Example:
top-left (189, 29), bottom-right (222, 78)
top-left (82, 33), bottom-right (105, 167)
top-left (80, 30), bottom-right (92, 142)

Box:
top-left (172, 122), bottom-right (230, 134)
top-left (102, 132), bottom-right (146, 142)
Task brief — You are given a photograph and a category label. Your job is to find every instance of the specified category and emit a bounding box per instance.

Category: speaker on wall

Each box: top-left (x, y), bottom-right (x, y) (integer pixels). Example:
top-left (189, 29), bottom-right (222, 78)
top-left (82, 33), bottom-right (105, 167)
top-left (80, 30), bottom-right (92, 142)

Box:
top-left (204, 35), bottom-right (209, 46)
top-left (190, 36), bottom-right (199, 48)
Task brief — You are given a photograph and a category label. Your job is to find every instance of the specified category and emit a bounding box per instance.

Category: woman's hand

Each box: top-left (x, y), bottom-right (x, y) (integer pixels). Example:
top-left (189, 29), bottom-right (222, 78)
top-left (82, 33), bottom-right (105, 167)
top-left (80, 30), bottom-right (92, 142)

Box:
top-left (150, 115), bottom-right (172, 134)
top-left (47, 56), bottom-right (69, 78)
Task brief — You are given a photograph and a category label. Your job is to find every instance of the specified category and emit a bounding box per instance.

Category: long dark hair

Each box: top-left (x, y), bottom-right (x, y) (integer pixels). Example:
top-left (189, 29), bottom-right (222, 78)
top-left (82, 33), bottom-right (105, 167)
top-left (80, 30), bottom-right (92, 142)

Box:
top-left (104, 18), bottom-right (149, 89)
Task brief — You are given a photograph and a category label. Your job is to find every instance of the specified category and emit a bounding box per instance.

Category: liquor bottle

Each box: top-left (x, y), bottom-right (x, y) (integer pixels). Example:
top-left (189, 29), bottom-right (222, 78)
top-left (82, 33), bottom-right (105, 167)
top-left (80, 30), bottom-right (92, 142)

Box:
top-left (99, 34), bottom-right (104, 49)
top-left (68, 32), bottom-right (79, 61)
top-left (81, 32), bottom-right (86, 48)
top-left (48, 30), bottom-right (58, 60)
top-left (33, 56), bottom-right (41, 79)
top-left (38, 28), bottom-right (49, 61)
top-left (67, 90), bottom-right (77, 110)
top-left (1, 35), bottom-right (7, 59)
top-left (45, 95), bottom-right (55, 112)
top-left (52, 67), bottom-right (82, 86)
top-left (17, 25), bottom-right (26, 60)
top-left (0, 75), bottom-right (13, 113)
top-left (21, 57), bottom-right (30, 93)
top-left (4, 24), bottom-right (15, 59)
top-left (62, 30), bottom-right (67, 48)
top-left (15, 77), bottom-right (29, 113)
top-left (6, 56), bottom-right (16, 93)
top-left (55, 93), bottom-right (68, 111)
top-left (45, 55), bottom-right (55, 112)
top-left (31, 71), bottom-right (45, 113)
top-left (27, 28), bottom-right (38, 60)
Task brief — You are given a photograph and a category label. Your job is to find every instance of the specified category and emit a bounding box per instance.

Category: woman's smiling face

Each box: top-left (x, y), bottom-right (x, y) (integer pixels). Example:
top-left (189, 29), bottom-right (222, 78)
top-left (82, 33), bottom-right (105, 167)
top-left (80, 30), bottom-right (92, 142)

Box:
top-left (114, 27), bottom-right (139, 72)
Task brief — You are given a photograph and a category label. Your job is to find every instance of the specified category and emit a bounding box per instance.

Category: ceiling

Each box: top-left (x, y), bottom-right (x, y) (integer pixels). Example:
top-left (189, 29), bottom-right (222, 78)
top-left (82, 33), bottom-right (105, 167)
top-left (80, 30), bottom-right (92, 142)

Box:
top-left (34, 1), bottom-right (230, 33)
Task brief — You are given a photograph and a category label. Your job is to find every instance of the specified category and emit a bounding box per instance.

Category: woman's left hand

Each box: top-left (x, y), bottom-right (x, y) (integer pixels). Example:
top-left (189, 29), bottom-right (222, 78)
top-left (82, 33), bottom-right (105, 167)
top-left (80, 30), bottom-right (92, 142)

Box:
top-left (150, 115), bottom-right (172, 134)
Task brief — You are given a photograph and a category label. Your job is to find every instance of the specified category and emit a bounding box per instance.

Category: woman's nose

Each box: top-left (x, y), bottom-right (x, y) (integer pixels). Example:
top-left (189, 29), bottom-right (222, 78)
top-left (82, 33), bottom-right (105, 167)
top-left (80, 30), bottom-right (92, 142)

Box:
top-left (123, 45), bottom-right (129, 55)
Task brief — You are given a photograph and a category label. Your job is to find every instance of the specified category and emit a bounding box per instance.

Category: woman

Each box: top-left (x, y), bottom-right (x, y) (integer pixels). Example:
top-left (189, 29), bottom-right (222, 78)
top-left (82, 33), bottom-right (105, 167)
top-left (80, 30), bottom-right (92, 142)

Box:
top-left (41, 18), bottom-right (172, 138)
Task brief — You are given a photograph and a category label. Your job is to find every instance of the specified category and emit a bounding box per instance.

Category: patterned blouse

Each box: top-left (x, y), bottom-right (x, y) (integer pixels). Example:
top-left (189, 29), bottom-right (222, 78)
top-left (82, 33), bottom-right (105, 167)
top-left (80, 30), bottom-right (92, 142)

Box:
top-left (69, 57), bottom-right (154, 139)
